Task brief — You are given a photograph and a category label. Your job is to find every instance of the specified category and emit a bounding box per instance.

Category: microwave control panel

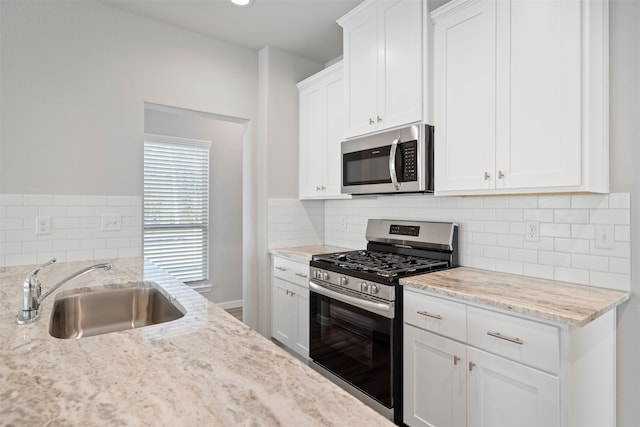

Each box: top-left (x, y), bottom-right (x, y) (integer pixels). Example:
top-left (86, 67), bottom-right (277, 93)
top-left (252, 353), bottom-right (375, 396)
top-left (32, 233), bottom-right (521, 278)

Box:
top-left (400, 140), bottom-right (417, 182)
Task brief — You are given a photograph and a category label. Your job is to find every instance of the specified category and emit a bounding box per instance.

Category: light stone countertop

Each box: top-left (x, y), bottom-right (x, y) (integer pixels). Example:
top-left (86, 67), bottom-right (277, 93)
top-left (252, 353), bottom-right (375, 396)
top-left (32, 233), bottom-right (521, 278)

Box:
top-left (0, 258), bottom-right (393, 426)
top-left (400, 267), bottom-right (629, 327)
top-left (270, 245), bottom-right (355, 263)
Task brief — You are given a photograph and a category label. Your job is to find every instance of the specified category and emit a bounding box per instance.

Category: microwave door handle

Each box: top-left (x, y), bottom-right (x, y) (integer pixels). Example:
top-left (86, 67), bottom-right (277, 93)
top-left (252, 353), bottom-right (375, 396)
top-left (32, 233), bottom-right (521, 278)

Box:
top-left (389, 137), bottom-right (401, 190)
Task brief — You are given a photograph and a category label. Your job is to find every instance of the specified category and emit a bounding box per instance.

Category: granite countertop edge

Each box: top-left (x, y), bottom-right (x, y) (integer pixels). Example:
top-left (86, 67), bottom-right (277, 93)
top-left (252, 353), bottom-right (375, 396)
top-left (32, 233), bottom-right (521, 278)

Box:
top-left (270, 245), bottom-right (356, 263)
top-left (400, 267), bottom-right (630, 327)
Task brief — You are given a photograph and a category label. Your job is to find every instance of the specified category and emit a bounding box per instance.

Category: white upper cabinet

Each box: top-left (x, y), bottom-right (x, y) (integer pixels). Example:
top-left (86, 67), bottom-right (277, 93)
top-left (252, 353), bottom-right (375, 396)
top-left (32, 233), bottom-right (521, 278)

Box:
top-left (339, 0), bottom-right (423, 139)
top-left (298, 62), bottom-right (350, 199)
top-left (433, 0), bottom-right (609, 196)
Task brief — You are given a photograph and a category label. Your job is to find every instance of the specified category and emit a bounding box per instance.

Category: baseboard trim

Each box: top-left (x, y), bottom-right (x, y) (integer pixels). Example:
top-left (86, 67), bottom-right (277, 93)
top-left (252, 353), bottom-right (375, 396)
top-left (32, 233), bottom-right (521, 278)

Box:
top-left (216, 299), bottom-right (243, 309)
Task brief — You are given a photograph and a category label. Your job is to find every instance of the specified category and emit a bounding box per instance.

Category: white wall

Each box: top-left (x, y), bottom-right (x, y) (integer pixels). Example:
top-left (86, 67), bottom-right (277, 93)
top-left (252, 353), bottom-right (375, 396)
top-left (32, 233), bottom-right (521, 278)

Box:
top-left (609, 0), bottom-right (640, 424)
top-left (0, 1), bottom-right (261, 326)
top-left (144, 108), bottom-right (244, 304)
top-left (0, 0), bottom-right (258, 196)
top-left (256, 46), bottom-right (322, 335)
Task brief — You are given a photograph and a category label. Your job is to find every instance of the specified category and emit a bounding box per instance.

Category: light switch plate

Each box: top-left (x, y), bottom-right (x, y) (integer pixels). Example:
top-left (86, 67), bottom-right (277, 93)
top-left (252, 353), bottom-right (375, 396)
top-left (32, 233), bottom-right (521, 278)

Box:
top-left (595, 224), bottom-right (615, 249)
top-left (101, 214), bottom-right (122, 231)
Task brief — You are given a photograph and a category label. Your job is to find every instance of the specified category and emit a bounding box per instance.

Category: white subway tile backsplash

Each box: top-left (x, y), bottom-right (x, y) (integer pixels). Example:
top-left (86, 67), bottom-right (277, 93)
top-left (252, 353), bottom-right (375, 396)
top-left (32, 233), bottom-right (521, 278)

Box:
top-left (554, 238), bottom-right (590, 254)
top-left (571, 254), bottom-right (609, 272)
top-left (608, 193), bottom-right (631, 209)
top-left (538, 195), bottom-right (570, 209)
top-left (554, 267), bottom-right (590, 285)
top-left (590, 209), bottom-right (630, 225)
top-left (589, 271), bottom-right (630, 291)
top-left (538, 251), bottom-right (571, 267)
top-left (540, 223), bottom-right (571, 238)
top-left (615, 225), bottom-right (630, 242)
top-left (318, 192), bottom-right (631, 292)
top-left (554, 209), bottom-right (589, 224)
top-left (572, 194), bottom-right (608, 209)
top-left (523, 209), bottom-right (555, 222)
top-left (0, 194), bottom-right (142, 267)
top-left (571, 224), bottom-right (595, 239)
top-left (509, 248), bottom-right (538, 264)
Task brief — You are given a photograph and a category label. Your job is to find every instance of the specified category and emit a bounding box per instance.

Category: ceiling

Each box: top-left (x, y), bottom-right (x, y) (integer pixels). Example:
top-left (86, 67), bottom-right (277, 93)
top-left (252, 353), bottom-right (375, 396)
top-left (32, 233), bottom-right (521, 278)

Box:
top-left (100, 0), bottom-right (363, 64)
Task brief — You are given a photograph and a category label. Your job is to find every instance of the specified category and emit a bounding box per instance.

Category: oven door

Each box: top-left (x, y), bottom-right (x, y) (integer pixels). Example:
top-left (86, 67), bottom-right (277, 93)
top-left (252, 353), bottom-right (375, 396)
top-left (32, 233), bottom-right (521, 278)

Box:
top-left (309, 281), bottom-right (395, 410)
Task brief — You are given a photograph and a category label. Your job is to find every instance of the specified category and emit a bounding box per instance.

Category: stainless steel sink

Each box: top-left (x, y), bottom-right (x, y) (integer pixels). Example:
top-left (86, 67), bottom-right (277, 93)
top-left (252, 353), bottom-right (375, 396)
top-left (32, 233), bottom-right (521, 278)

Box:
top-left (49, 284), bottom-right (185, 339)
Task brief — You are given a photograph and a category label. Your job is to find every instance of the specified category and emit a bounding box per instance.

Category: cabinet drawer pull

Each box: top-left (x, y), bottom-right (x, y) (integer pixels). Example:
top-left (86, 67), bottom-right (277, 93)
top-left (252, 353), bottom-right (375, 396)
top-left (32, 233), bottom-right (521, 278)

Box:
top-left (416, 310), bottom-right (442, 320)
top-left (487, 331), bottom-right (524, 345)
top-left (483, 171), bottom-right (491, 181)
top-left (295, 273), bottom-right (308, 278)
top-left (453, 355), bottom-right (461, 366)
top-left (369, 118), bottom-right (375, 125)
top-left (275, 266), bottom-right (286, 271)
top-left (469, 361), bottom-right (476, 371)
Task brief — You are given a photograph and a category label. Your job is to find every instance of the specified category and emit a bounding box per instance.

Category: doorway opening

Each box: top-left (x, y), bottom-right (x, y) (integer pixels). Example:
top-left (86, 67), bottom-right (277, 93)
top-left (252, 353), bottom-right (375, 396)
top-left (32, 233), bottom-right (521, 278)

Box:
top-left (144, 103), bottom-right (245, 318)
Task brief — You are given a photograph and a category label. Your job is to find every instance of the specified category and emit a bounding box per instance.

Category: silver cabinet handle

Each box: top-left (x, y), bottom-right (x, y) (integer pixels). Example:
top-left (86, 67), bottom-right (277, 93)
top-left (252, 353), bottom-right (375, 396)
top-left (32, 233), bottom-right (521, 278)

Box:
top-left (377, 116), bottom-right (383, 123)
top-left (469, 361), bottom-right (476, 371)
top-left (487, 331), bottom-right (524, 345)
top-left (416, 310), bottom-right (442, 320)
top-left (484, 171), bottom-right (491, 181)
top-left (275, 266), bottom-right (286, 271)
top-left (369, 118), bottom-right (375, 125)
top-left (453, 355), bottom-right (461, 366)
top-left (295, 273), bottom-right (307, 278)
top-left (498, 170), bottom-right (505, 179)
top-left (389, 137), bottom-right (401, 191)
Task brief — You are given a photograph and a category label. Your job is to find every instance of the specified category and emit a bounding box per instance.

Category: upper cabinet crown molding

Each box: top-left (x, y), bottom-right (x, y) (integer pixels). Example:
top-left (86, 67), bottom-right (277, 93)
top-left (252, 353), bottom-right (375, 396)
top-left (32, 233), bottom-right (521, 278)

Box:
top-left (432, 0), bottom-right (609, 196)
top-left (338, 0), bottom-right (425, 139)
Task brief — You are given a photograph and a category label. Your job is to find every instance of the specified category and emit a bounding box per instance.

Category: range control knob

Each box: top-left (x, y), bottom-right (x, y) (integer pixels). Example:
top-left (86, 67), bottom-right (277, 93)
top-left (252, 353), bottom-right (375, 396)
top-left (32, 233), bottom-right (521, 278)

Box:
top-left (322, 271), bottom-right (330, 281)
top-left (339, 277), bottom-right (348, 286)
top-left (360, 282), bottom-right (369, 292)
top-left (369, 284), bottom-right (379, 295)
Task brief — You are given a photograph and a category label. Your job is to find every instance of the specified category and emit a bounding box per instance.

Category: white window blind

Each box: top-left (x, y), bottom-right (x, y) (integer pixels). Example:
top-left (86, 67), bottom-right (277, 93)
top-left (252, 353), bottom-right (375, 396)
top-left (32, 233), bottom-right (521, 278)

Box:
top-left (143, 134), bottom-right (211, 286)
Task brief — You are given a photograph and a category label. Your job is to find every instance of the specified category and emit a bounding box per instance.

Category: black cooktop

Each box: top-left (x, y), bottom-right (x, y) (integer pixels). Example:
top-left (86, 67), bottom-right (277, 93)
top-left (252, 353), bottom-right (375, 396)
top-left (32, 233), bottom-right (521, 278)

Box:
top-left (312, 250), bottom-right (449, 280)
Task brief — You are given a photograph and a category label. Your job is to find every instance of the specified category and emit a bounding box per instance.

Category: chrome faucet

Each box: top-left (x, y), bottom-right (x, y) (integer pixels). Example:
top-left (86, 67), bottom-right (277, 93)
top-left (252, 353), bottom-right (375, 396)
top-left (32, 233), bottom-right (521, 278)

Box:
top-left (16, 258), bottom-right (112, 324)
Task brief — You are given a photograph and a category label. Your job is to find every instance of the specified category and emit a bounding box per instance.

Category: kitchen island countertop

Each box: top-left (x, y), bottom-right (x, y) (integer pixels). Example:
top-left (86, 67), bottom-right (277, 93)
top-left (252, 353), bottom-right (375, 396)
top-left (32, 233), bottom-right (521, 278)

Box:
top-left (0, 258), bottom-right (392, 426)
top-left (401, 266), bottom-right (629, 327)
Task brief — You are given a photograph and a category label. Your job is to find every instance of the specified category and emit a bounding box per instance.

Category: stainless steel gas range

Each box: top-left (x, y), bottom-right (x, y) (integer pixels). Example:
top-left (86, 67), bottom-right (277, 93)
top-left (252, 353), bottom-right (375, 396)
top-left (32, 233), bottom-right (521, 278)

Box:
top-left (308, 219), bottom-right (458, 425)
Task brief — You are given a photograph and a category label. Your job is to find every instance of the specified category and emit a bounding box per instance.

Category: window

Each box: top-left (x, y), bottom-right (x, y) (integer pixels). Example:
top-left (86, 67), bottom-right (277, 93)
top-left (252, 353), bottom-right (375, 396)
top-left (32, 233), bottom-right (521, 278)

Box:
top-left (143, 134), bottom-right (211, 287)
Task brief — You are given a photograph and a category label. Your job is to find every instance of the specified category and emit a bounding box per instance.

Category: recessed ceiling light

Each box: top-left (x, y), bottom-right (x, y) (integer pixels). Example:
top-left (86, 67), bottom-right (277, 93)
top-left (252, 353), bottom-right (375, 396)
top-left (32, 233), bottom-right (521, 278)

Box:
top-left (229, 0), bottom-right (253, 6)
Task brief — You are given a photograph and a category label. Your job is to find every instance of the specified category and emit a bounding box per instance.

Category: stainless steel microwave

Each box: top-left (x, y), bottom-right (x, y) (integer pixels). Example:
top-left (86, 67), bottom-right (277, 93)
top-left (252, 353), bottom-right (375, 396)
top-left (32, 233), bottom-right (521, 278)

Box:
top-left (341, 123), bottom-right (434, 195)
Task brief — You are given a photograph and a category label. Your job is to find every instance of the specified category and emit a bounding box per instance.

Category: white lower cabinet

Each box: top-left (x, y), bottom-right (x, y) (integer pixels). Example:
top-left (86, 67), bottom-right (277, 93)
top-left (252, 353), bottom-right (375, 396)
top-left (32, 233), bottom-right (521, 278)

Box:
top-left (271, 256), bottom-right (309, 359)
top-left (466, 347), bottom-right (559, 427)
top-left (403, 288), bottom-right (616, 427)
top-left (404, 324), bottom-right (467, 427)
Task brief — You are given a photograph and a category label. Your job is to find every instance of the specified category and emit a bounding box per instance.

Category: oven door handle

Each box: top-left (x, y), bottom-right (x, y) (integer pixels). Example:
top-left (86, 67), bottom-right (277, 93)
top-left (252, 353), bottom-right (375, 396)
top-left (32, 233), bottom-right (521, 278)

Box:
top-left (309, 281), bottom-right (395, 319)
top-left (389, 137), bottom-right (401, 191)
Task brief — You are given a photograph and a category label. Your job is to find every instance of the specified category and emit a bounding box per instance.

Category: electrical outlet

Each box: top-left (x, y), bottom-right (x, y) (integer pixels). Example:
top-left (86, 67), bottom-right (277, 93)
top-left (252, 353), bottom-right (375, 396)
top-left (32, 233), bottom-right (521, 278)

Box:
top-left (101, 214), bottom-right (122, 231)
top-left (35, 216), bottom-right (51, 235)
top-left (525, 221), bottom-right (539, 242)
top-left (595, 224), bottom-right (615, 249)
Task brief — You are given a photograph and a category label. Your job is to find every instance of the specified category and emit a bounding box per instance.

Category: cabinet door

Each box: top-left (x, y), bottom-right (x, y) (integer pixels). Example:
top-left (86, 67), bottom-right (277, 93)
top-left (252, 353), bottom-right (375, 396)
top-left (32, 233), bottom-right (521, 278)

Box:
top-left (324, 69), bottom-right (345, 197)
top-left (292, 284), bottom-right (310, 359)
top-left (467, 347), bottom-right (560, 427)
top-left (271, 277), bottom-right (294, 346)
top-left (495, 0), bottom-right (581, 189)
top-left (404, 324), bottom-right (466, 427)
top-left (342, 1), bottom-right (379, 138)
top-left (433, 0), bottom-right (497, 192)
top-left (299, 83), bottom-right (327, 198)
top-left (379, 0), bottom-right (422, 131)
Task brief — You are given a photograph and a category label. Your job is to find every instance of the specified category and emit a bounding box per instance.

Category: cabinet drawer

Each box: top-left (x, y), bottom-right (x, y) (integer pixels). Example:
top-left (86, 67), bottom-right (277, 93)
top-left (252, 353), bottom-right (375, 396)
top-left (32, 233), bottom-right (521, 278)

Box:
top-left (273, 257), bottom-right (309, 287)
top-left (404, 289), bottom-right (467, 342)
top-left (467, 306), bottom-right (559, 374)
